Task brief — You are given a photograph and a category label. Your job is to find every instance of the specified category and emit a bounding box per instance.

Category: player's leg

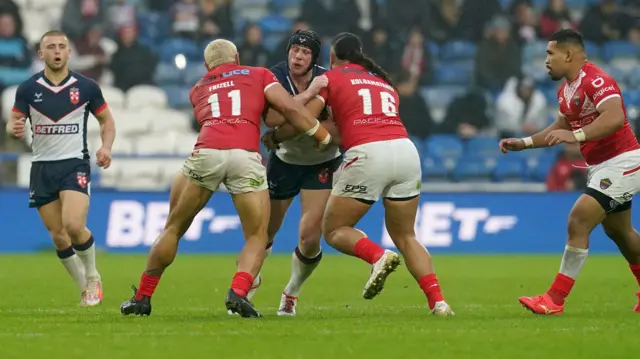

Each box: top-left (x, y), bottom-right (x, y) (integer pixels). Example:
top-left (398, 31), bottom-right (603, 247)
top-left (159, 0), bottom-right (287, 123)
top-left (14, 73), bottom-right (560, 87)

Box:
top-left (57, 159), bottom-right (101, 305)
top-left (121, 151), bottom-right (220, 316)
top-left (224, 150), bottom-right (270, 318)
top-left (600, 207), bottom-right (640, 310)
top-left (278, 159), bottom-right (338, 316)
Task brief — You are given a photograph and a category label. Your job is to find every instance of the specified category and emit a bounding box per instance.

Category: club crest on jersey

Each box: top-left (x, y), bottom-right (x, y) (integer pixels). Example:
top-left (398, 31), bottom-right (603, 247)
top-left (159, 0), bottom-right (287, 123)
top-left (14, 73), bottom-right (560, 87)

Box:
top-left (600, 178), bottom-right (612, 190)
top-left (77, 172), bottom-right (87, 188)
top-left (318, 168), bottom-right (329, 183)
top-left (573, 96), bottom-right (581, 106)
top-left (69, 87), bottom-right (80, 104)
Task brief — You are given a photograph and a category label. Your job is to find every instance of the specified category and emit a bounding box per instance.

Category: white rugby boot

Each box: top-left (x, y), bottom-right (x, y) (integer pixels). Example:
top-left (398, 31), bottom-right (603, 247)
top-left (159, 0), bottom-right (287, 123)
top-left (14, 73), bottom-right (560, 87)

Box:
top-left (362, 250), bottom-right (400, 300)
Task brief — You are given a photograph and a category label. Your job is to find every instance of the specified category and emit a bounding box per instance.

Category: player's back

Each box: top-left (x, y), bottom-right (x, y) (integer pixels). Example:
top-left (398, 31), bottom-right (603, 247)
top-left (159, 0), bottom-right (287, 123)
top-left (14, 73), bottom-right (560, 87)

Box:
top-left (320, 64), bottom-right (408, 150)
top-left (191, 64), bottom-right (273, 152)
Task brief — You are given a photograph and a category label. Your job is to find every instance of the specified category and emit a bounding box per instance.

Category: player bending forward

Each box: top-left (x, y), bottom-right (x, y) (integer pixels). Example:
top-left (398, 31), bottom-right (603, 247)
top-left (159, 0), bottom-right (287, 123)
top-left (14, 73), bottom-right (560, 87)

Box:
top-left (501, 29), bottom-right (640, 315)
top-left (279, 32), bottom-right (454, 315)
top-left (244, 30), bottom-right (342, 316)
top-left (120, 39), bottom-right (332, 318)
top-left (6, 30), bottom-right (114, 306)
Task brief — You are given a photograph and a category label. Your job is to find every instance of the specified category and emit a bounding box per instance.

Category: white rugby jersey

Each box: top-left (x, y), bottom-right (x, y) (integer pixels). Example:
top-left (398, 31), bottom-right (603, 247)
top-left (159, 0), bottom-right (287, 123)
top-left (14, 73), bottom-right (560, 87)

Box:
top-left (12, 71), bottom-right (107, 162)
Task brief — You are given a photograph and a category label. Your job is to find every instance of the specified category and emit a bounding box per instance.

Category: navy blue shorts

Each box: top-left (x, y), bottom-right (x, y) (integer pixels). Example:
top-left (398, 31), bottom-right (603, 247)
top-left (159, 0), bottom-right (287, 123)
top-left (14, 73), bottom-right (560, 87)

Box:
top-left (267, 154), bottom-right (342, 200)
top-left (29, 158), bottom-right (91, 208)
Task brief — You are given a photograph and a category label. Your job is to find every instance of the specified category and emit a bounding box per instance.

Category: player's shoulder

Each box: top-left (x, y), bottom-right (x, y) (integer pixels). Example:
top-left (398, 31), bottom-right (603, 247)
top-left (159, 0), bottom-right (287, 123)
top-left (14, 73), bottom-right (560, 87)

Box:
top-left (314, 64), bottom-right (328, 75)
top-left (70, 71), bottom-right (101, 90)
top-left (582, 63), bottom-right (617, 85)
top-left (269, 61), bottom-right (288, 81)
top-left (17, 71), bottom-right (43, 91)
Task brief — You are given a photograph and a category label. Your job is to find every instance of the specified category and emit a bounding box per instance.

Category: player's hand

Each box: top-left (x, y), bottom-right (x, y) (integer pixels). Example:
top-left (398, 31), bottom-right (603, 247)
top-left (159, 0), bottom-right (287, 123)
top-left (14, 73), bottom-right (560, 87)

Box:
top-left (10, 118), bottom-right (25, 138)
top-left (261, 130), bottom-right (279, 150)
top-left (315, 134), bottom-right (333, 152)
top-left (308, 75), bottom-right (328, 96)
top-left (96, 147), bottom-right (112, 169)
top-left (499, 138), bottom-right (526, 153)
top-left (545, 129), bottom-right (577, 146)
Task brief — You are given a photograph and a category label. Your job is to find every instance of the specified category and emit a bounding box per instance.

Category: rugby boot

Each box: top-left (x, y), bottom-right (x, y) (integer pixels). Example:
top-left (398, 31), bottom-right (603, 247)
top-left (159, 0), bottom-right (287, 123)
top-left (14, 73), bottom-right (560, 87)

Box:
top-left (363, 250), bottom-right (401, 300)
top-left (80, 279), bottom-right (103, 307)
top-left (519, 293), bottom-right (564, 315)
top-left (120, 285), bottom-right (152, 316)
top-left (634, 292), bottom-right (640, 312)
top-left (276, 292), bottom-right (298, 316)
top-left (225, 288), bottom-right (262, 318)
top-left (431, 301), bottom-right (455, 316)
top-left (228, 274), bottom-right (261, 315)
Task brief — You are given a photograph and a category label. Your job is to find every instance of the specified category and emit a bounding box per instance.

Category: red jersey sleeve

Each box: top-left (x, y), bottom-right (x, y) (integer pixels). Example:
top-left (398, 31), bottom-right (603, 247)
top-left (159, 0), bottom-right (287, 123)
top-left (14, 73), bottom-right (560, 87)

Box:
top-left (583, 74), bottom-right (621, 111)
top-left (262, 68), bottom-right (279, 93)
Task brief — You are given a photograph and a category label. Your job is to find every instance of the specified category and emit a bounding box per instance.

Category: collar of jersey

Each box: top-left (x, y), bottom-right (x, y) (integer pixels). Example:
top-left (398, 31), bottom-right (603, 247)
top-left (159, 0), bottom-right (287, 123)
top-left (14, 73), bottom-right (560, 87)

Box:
top-left (40, 70), bottom-right (73, 87)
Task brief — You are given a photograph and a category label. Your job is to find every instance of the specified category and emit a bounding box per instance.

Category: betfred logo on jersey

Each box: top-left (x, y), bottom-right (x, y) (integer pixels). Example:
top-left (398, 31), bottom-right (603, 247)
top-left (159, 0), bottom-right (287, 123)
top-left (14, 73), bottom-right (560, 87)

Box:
top-left (34, 124), bottom-right (80, 135)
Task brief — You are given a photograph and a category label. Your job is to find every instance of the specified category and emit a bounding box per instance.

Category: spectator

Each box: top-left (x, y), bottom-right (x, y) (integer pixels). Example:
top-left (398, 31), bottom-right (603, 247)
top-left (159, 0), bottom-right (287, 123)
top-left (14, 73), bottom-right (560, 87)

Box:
top-left (395, 70), bottom-right (434, 139)
top-left (108, 0), bottom-right (137, 37)
top-left (509, 0), bottom-right (539, 44)
top-left (171, 0), bottom-right (200, 40)
top-left (437, 88), bottom-right (492, 139)
top-left (0, 13), bottom-right (31, 89)
top-left (200, 0), bottom-right (234, 41)
top-left (238, 23), bottom-right (269, 67)
top-left (110, 25), bottom-right (158, 92)
top-left (301, 0), bottom-right (360, 38)
top-left (386, 0), bottom-right (430, 37)
top-left (495, 76), bottom-right (548, 138)
top-left (0, 0), bottom-right (22, 36)
top-left (354, 0), bottom-right (383, 34)
top-left (147, 0), bottom-right (174, 12)
top-left (475, 16), bottom-right (522, 92)
top-left (399, 27), bottom-right (433, 86)
top-left (428, 0), bottom-right (465, 44)
top-left (579, 0), bottom-right (624, 44)
top-left (69, 24), bottom-right (107, 82)
top-left (459, 0), bottom-right (503, 43)
top-left (61, 0), bottom-right (106, 39)
top-left (628, 21), bottom-right (640, 44)
top-left (539, 0), bottom-right (575, 39)
top-left (363, 25), bottom-right (399, 78)
top-left (268, 19), bottom-right (309, 67)
top-left (546, 144), bottom-right (587, 191)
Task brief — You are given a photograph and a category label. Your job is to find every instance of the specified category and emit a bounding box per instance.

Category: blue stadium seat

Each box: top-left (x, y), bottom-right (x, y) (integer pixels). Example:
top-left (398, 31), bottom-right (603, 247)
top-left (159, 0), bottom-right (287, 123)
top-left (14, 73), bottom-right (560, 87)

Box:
top-left (0, 67), bottom-right (30, 86)
top-left (154, 62), bottom-right (183, 86)
top-left (422, 156), bottom-right (449, 181)
top-left (530, 156), bottom-right (556, 182)
top-left (523, 41), bottom-right (547, 61)
top-left (263, 33), bottom-right (284, 52)
top-left (452, 156), bottom-right (492, 182)
top-left (163, 85), bottom-right (192, 109)
top-left (259, 14), bottom-right (292, 34)
top-left (440, 41), bottom-right (477, 61)
top-left (434, 63), bottom-right (473, 85)
top-left (624, 90), bottom-right (640, 107)
top-left (465, 136), bottom-right (501, 158)
top-left (628, 68), bottom-right (640, 88)
top-left (137, 12), bottom-right (170, 48)
top-left (425, 134), bottom-right (463, 160)
top-left (409, 136), bottom-right (425, 156)
top-left (542, 86), bottom-right (558, 104)
top-left (184, 65), bottom-right (207, 85)
top-left (272, 0), bottom-right (301, 8)
top-left (493, 157), bottom-right (527, 182)
top-left (584, 41), bottom-right (602, 62)
top-left (603, 41), bottom-right (640, 62)
top-left (419, 86), bottom-right (466, 108)
top-left (159, 38), bottom-right (201, 63)
top-left (427, 41), bottom-right (439, 58)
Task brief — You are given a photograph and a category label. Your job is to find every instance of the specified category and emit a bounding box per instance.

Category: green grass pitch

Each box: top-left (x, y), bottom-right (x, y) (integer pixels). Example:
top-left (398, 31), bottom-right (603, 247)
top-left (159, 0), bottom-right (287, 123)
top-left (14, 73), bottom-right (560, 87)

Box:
top-left (1, 254), bottom-right (639, 358)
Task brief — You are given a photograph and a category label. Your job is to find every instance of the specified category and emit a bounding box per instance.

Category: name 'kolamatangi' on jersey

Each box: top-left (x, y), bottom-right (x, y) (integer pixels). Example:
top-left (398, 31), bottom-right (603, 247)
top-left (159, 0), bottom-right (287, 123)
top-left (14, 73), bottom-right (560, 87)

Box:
top-left (12, 71), bottom-right (107, 162)
top-left (270, 61), bottom-right (341, 166)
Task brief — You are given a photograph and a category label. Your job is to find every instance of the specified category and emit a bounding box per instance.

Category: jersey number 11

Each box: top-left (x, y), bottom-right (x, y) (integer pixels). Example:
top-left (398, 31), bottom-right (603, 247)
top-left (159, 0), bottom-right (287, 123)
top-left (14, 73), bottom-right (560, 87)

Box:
top-left (209, 89), bottom-right (241, 117)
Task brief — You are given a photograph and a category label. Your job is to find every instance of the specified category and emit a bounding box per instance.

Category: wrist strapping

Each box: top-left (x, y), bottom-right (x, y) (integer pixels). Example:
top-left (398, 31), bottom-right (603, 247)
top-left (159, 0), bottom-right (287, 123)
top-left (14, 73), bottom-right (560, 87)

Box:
top-left (573, 128), bottom-right (586, 142)
top-left (305, 120), bottom-right (321, 137)
top-left (320, 133), bottom-right (332, 145)
top-left (522, 136), bottom-right (534, 149)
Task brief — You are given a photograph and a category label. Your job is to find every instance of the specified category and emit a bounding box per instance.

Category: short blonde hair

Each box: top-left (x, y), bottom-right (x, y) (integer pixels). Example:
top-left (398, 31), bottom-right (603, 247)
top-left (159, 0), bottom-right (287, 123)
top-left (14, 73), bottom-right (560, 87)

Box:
top-left (204, 39), bottom-right (238, 69)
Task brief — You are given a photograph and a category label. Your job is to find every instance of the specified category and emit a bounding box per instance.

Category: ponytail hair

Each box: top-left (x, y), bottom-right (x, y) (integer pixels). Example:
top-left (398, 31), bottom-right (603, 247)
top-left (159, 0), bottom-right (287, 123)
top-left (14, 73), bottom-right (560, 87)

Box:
top-left (332, 32), bottom-right (394, 88)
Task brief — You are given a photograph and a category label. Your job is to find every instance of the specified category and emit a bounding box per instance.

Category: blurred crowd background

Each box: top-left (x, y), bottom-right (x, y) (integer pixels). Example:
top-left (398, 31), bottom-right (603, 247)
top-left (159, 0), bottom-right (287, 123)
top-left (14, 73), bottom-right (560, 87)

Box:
top-left (0, 0), bottom-right (639, 191)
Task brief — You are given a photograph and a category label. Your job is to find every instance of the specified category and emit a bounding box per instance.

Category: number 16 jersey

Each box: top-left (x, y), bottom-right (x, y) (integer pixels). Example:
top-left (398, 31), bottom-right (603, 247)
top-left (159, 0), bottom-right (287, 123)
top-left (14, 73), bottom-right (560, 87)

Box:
top-left (190, 64), bottom-right (279, 152)
top-left (316, 63), bottom-right (408, 151)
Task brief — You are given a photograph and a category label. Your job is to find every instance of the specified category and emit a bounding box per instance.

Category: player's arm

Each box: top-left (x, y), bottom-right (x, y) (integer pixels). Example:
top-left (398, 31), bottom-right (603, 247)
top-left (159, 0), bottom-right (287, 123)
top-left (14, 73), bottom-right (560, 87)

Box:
top-left (576, 97), bottom-right (625, 141)
top-left (264, 83), bottom-right (331, 145)
top-left (264, 76), bottom-right (328, 128)
top-left (6, 83), bottom-right (29, 138)
top-left (526, 112), bottom-right (571, 148)
top-left (271, 96), bottom-right (326, 143)
top-left (94, 106), bottom-right (115, 150)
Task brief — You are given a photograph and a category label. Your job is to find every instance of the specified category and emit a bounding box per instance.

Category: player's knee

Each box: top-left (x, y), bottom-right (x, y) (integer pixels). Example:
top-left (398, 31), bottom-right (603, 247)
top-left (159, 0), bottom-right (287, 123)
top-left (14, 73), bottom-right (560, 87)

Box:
top-left (299, 217), bottom-right (322, 247)
top-left (567, 213), bottom-right (593, 236)
top-left (63, 220), bottom-right (85, 240)
top-left (48, 227), bottom-right (67, 243)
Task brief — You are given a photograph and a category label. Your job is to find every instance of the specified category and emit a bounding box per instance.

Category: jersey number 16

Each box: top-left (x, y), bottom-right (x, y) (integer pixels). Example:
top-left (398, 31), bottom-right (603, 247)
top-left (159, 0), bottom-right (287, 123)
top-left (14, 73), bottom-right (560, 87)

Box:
top-left (209, 89), bottom-right (241, 117)
top-left (357, 89), bottom-right (397, 117)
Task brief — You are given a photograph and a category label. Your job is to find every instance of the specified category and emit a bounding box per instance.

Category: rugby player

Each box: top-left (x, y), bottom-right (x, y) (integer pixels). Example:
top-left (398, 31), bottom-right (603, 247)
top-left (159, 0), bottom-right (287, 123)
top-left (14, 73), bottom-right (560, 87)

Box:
top-left (5, 30), bottom-right (115, 306)
top-left (119, 39), bottom-right (332, 318)
top-left (275, 32), bottom-right (454, 315)
top-left (248, 30), bottom-right (342, 316)
top-left (500, 29), bottom-right (640, 315)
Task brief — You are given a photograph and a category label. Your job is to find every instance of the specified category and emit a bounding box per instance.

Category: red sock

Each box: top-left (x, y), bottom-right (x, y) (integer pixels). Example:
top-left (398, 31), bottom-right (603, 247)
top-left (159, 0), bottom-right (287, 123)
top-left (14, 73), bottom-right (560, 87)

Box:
top-left (135, 273), bottom-right (161, 300)
top-left (418, 274), bottom-right (444, 310)
top-left (231, 272), bottom-right (254, 297)
top-left (546, 273), bottom-right (575, 305)
top-left (629, 264), bottom-right (640, 287)
top-left (353, 238), bottom-right (385, 264)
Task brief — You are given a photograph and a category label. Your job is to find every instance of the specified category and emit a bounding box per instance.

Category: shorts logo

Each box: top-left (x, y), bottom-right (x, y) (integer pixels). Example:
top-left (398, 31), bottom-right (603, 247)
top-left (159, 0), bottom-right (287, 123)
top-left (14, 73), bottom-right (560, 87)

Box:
top-left (70, 87), bottom-right (80, 105)
top-left (318, 168), bottom-right (329, 183)
top-left (248, 177), bottom-right (265, 188)
top-left (187, 169), bottom-right (203, 181)
top-left (344, 184), bottom-right (367, 194)
top-left (77, 172), bottom-right (87, 189)
top-left (600, 178), bottom-right (612, 190)
top-left (610, 200), bottom-right (619, 211)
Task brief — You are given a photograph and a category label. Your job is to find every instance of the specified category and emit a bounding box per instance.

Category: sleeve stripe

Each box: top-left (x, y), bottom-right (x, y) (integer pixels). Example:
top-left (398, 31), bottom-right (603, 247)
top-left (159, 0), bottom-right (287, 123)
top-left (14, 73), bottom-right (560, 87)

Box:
top-left (264, 82), bottom-right (278, 93)
top-left (94, 103), bottom-right (108, 115)
top-left (315, 95), bottom-right (325, 104)
top-left (11, 107), bottom-right (24, 115)
top-left (595, 94), bottom-right (621, 110)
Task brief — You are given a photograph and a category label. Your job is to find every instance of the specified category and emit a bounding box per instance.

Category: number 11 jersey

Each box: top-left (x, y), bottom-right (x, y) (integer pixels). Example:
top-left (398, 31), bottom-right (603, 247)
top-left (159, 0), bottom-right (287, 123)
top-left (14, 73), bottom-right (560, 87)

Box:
top-left (190, 64), bottom-right (279, 152)
top-left (316, 63), bottom-right (408, 151)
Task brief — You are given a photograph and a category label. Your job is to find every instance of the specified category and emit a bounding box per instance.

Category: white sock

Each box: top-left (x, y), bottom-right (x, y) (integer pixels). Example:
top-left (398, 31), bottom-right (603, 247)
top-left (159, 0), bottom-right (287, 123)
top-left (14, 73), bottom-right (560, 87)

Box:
top-left (247, 247), bottom-right (272, 301)
top-left (60, 254), bottom-right (86, 292)
top-left (74, 237), bottom-right (100, 281)
top-left (559, 245), bottom-right (589, 279)
top-left (284, 248), bottom-right (321, 297)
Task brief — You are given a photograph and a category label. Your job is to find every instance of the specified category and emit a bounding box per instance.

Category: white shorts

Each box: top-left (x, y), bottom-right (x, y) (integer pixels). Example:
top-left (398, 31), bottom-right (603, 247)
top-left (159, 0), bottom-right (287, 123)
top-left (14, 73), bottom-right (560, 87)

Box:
top-left (587, 149), bottom-right (640, 210)
top-left (332, 138), bottom-right (422, 203)
top-left (181, 148), bottom-right (268, 194)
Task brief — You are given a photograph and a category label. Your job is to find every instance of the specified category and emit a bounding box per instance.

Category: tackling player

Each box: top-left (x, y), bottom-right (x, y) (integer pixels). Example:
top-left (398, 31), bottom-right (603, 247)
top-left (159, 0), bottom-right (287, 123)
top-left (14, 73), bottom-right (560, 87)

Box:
top-left (119, 39), bottom-right (332, 318)
top-left (5, 30), bottom-right (115, 306)
top-left (276, 32), bottom-right (455, 315)
top-left (500, 29), bottom-right (640, 315)
top-left (250, 30), bottom-right (341, 316)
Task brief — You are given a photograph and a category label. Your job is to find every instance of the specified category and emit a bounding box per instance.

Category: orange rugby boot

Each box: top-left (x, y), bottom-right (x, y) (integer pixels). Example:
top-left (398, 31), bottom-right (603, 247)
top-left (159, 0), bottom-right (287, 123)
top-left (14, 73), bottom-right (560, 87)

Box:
top-left (519, 293), bottom-right (564, 315)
